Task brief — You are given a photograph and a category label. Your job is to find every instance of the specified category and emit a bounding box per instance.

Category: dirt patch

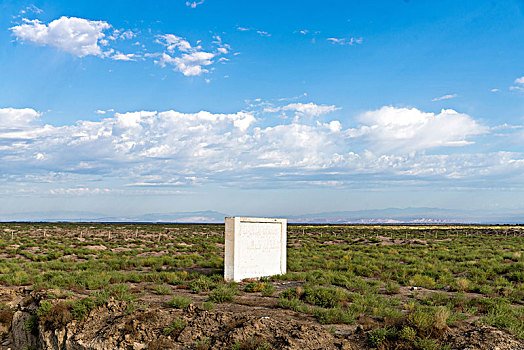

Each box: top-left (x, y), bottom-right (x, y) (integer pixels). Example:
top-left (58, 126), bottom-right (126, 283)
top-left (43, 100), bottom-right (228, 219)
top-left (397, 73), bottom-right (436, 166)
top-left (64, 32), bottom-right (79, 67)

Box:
top-left (83, 245), bottom-right (107, 251)
top-left (445, 325), bottom-right (524, 350)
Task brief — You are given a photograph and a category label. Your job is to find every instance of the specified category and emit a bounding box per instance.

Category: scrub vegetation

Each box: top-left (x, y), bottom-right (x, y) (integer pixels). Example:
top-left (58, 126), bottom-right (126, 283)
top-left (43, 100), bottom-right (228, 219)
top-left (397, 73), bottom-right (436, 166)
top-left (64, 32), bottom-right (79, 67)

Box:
top-left (0, 223), bottom-right (522, 349)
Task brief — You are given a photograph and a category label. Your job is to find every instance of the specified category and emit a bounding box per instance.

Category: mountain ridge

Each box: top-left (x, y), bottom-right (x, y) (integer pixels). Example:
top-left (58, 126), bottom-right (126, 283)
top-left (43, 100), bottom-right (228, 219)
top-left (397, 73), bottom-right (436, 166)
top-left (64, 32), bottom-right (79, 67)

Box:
top-left (1, 207), bottom-right (523, 224)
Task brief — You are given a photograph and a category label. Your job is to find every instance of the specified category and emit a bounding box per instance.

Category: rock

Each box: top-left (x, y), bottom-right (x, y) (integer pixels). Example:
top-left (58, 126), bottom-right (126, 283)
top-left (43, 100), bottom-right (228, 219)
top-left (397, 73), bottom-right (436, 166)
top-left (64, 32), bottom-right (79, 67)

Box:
top-left (11, 311), bottom-right (38, 350)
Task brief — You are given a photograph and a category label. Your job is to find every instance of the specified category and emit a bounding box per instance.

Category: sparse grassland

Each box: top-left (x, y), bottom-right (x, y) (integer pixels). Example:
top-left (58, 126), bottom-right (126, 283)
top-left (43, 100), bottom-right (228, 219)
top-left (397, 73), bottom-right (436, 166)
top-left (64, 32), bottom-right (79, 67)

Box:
top-left (0, 223), bottom-right (522, 349)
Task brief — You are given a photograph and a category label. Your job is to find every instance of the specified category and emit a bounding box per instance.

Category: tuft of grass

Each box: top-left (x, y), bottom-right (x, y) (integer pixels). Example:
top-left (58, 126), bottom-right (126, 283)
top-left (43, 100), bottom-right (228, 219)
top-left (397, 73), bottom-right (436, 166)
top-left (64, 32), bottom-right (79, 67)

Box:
top-left (163, 317), bottom-right (186, 336)
top-left (167, 295), bottom-right (191, 309)
top-left (189, 275), bottom-right (216, 294)
top-left (244, 282), bottom-right (265, 293)
top-left (23, 314), bottom-right (39, 335)
top-left (369, 326), bottom-right (396, 347)
top-left (207, 284), bottom-right (238, 303)
top-left (455, 278), bottom-right (470, 292)
top-left (39, 302), bottom-right (73, 330)
top-left (385, 281), bottom-right (401, 295)
top-left (71, 297), bottom-right (96, 321)
top-left (199, 301), bottom-right (214, 311)
top-left (261, 283), bottom-right (275, 297)
top-left (154, 284), bottom-right (172, 295)
top-left (313, 307), bottom-right (355, 324)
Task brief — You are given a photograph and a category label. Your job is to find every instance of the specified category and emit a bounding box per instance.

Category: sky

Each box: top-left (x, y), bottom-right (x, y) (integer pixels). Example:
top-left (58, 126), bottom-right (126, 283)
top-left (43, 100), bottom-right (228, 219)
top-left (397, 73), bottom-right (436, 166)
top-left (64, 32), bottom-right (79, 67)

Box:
top-left (1, 0), bottom-right (524, 218)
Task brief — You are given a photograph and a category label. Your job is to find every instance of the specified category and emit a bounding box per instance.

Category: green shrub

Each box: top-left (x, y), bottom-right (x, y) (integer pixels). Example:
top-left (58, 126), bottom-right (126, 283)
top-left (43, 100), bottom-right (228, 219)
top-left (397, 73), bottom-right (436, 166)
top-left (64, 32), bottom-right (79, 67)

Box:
top-left (163, 317), bottom-right (186, 336)
top-left (71, 297), bottom-right (96, 320)
top-left (23, 314), bottom-right (38, 335)
top-left (207, 284), bottom-right (238, 303)
top-left (154, 284), bottom-right (172, 295)
top-left (369, 327), bottom-right (395, 347)
top-left (302, 284), bottom-right (348, 308)
top-left (454, 278), bottom-right (469, 292)
top-left (398, 326), bottom-right (416, 341)
top-left (201, 301), bottom-right (215, 311)
top-left (167, 295), bottom-right (192, 309)
top-left (279, 287), bottom-right (302, 300)
top-left (278, 297), bottom-right (311, 313)
top-left (37, 301), bottom-right (52, 317)
top-left (244, 282), bottom-right (265, 293)
top-left (261, 284), bottom-right (275, 297)
top-left (385, 281), bottom-right (401, 294)
top-left (189, 275), bottom-right (216, 294)
top-left (313, 307), bottom-right (355, 324)
top-left (410, 275), bottom-right (436, 289)
top-left (407, 307), bottom-right (433, 334)
top-left (415, 337), bottom-right (439, 350)
top-left (39, 302), bottom-right (73, 330)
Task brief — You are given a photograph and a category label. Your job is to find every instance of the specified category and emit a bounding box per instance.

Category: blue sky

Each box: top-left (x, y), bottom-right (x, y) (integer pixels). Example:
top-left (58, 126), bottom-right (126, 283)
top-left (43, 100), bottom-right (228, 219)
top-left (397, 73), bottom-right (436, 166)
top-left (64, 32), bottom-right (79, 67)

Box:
top-left (1, 0), bottom-right (524, 217)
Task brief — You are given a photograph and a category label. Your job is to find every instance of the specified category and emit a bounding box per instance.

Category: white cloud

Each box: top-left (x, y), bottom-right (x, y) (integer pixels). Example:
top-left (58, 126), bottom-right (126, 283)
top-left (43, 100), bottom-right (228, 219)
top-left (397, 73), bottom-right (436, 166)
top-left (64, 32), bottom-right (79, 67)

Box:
top-left (432, 94), bottom-right (457, 102)
top-left (157, 34), bottom-right (193, 53)
top-left (236, 26), bottom-right (250, 31)
top-left (352, 106), bottom-right (488, 153)
top-left (0, 108), bottom-right (41, 129)
top-left (327, 37), bottom-right (363, 45)
top-left (491, 88), bottom-right (499, 92)
top-left (111, 52), bottom-right (137, 61)
top-left (154, 33), bottom-right (228, 76)
top-left (10, 16), bottom-right (111, 57)
top-left (158, 51), bottom-right (215, 76)
top-left (186, 0), bottom-right (204, 8)
top-left (282, 102), bottom-right (340, 118)
top-left (257, 30), bottom-right (271, 37)
top-left (0, 105), bottom-right (516, 191)
top-left (20, 5), bottom-right (43, 15)
top-left (509, 76), bottom-right (524, 91)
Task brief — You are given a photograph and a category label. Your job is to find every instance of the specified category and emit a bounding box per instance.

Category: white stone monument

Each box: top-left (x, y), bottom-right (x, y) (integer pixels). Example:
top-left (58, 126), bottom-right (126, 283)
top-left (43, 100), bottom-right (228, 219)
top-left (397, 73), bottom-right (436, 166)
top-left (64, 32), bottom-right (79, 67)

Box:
top-left (224, 217), bottom-right (287, 282)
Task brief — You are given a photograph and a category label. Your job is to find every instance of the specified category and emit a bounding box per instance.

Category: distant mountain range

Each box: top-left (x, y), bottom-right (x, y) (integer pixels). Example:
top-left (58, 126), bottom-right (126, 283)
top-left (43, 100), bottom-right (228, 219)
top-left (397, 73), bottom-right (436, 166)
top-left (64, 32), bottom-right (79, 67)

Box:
top-left (1, 207), bottom-right (523, 224)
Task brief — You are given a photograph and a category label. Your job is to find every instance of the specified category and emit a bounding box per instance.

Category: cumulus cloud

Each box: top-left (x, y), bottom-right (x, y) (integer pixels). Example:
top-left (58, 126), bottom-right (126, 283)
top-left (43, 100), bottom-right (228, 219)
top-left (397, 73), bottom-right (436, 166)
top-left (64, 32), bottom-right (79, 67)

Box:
top-left (510, 76), bottom-right (524, 91)
top-left (157, 51), bottom-right (214, 76)
top-left (10, 16), bottom-right (111, 57)
top-left (352, 106), bottom-right (488, 153)
top-left (0, 108), bottom-right (41, 129)
top-left (10, 16), bottom-right (228, 78)
top-left (0, 105), bottom-right (514, 191)
top-left (154, 34), bottom-right (228, 76)
top-left (282, 102), bottom-right (340, 118)
top-left (111, 52), bottom-right (138, 61)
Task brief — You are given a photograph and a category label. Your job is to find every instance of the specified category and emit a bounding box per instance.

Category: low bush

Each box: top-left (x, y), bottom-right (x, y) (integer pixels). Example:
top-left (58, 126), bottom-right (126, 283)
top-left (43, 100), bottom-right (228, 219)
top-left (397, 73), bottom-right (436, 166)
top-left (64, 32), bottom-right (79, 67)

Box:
top-left (244, 282), bottom-right (265, 293)
top-left (39, 302), bottom-right (73, 330)
top-left (385, 281), bottom-right (401, 295)
top-left (154, 284), bottom-right (172, 295)
top-left (201, 301), bottom-right (215, 311)
top-left (313, 307), bottom-right (355, 324)
top-left (167, 295), bottom-right (191, 309)
top-left (302, 284), bottom-right (348, 308)
top-left (207, 284), bottom-right (238, 303)
top-left (261, 284), bottom-right (275, 297)
top-left (189, 275), bottom-right (216, 294)
top-left (163, 317), bottom-right (186, 336)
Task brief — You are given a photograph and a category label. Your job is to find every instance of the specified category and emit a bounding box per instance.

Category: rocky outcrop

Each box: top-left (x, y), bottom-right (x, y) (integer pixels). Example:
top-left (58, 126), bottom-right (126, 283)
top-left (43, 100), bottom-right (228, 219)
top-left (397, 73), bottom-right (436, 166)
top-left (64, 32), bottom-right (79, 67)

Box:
top-left (0, 288), bottom-right (522, 350)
